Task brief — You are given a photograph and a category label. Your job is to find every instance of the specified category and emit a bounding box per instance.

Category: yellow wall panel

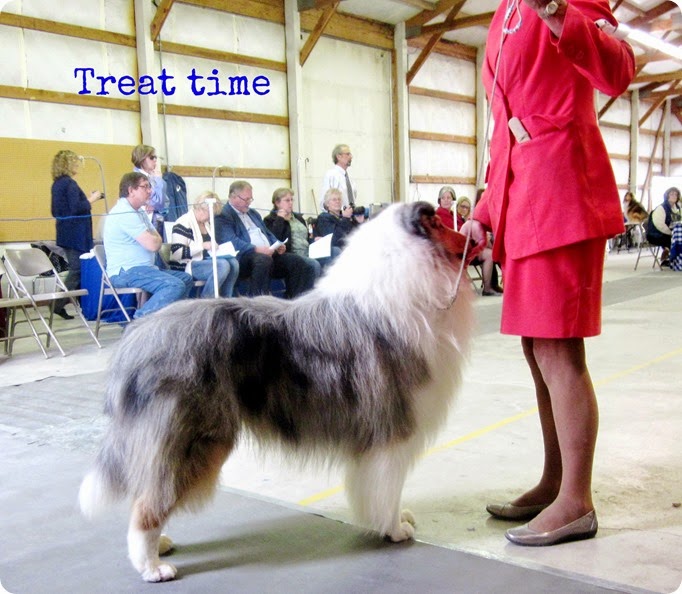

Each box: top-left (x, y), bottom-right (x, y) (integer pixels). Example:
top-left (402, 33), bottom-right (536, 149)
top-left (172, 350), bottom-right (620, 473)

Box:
top-left (0, 138), bottom-right (134, 243)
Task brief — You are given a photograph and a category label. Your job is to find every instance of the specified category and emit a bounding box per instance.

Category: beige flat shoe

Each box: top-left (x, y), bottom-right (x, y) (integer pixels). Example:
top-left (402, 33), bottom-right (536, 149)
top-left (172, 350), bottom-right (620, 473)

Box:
top-left (505, 510), bottom-right (598, 546)
top-left (486, 502), bottom-right (549, 521)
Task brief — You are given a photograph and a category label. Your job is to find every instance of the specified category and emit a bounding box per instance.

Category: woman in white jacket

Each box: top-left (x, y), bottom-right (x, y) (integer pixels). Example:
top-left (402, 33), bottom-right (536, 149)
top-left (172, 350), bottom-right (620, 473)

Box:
top-left (169, 192), bottom-right (239, 298)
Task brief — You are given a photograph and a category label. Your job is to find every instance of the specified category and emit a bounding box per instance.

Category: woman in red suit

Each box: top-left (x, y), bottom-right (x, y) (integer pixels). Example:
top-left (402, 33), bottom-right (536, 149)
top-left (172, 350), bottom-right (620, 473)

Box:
top-left (470, 0), bottom-right (634, 545)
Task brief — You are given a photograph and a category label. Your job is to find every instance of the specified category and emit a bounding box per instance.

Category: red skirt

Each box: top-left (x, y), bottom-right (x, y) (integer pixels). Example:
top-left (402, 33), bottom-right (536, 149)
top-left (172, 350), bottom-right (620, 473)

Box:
top-left (500, 239), bottom-right (606, 338)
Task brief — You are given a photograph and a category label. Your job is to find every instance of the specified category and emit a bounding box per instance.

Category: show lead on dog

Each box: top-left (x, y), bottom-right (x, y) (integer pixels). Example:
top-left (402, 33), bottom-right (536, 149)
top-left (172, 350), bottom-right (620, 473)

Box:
top-left (466, 0), bottom-right (634, 546)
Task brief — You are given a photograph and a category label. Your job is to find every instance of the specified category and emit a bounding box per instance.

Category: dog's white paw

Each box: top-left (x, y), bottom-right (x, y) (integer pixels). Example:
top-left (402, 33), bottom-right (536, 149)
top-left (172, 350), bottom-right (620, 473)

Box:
top-left (401, 509), bottom-right (416, 527)
top-left (386, 520), bottom-right (415, 542)
top-left (141, 562), bottom-right (177, 582)
top-left (158, 534), bottom-right (174, 556)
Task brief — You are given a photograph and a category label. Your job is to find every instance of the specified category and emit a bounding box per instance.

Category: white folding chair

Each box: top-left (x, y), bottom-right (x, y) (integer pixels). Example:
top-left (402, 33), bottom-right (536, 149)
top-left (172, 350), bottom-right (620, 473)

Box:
top-left (4, 248), bottom-right (101, 355)
top-left (634, 223), bottom-right (662, 271)
top-left (92, 245), bottom-right (147, 337)
top-left (0, 259), bottom-right (49, 358)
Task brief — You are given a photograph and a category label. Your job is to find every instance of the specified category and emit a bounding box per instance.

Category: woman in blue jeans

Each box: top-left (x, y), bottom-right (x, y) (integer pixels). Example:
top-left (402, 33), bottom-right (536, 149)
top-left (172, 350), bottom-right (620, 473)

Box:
top-left (169, 192), bottom-right (239, 298)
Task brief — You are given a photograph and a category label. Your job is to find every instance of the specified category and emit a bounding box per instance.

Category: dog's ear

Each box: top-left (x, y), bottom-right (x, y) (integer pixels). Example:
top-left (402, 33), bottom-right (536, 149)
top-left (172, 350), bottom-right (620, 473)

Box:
top-left (402, 201), bottom-right (438, 239)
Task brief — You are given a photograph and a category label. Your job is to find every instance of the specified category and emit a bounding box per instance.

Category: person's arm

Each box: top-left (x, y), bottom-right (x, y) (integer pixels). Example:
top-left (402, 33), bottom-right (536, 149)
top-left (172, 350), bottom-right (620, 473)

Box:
top-left (526, 0), bottom-right (635, 97)
top-left (170, 222), bottom-right (202, 263)
top-left (264, 213), bottom-right (288, 241)
top-left (135, 228), bottom-right (162, 252)
top-left (651, 206), bottom-right (671, 235)
top-left (66, 179), bottom-right (93, 216)
top-left (214, 211), bottom-right (256, 255)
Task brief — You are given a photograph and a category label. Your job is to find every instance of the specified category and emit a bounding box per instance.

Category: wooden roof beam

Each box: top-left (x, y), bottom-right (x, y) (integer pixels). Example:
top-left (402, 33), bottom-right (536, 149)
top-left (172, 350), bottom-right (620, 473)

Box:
top-left (298, 0), bottom-right (343, 9)
top-left (639, 79), bottom-right (680, 125)
top-left (150, 0), bottom-right (175, 41)
top-left (405, 0), bottom-right (465, 28)
top-left (407, 11), bottom-right (494, 39)
top-left (300, 1), bottom-right (339, 66)
top-left (626, 1), bottom-right (678, 28)
top-left (406, 1), bottom-right (465, 85)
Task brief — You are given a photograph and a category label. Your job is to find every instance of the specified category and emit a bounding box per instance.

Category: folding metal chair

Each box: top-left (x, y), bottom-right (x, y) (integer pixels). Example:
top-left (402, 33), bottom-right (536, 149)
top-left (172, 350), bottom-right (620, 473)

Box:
top-left (92, 245), bottom-right (147, 337)
top-left (468, 262), bottom-right (484, 293)
top-left (634, 223), bottom-right (662, 271)
top-left (3, 248), bottom-right (101, 355)
top-left (0, 259), bottom-right (49, 358)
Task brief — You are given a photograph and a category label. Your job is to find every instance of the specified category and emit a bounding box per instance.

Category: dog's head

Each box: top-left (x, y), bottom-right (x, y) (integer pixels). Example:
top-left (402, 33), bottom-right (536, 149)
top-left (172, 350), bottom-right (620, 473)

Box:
top-left (400, 201), bottom-right (468, 262)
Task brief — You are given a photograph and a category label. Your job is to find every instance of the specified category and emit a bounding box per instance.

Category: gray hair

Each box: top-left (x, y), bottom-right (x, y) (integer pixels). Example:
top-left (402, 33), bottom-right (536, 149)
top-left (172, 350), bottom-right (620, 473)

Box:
top-left (332, 144), bottom-right (350, 164)
top-left (228, 180), bottom-right (252, 198)
top-left (323, 187), bottom-right (343, 210)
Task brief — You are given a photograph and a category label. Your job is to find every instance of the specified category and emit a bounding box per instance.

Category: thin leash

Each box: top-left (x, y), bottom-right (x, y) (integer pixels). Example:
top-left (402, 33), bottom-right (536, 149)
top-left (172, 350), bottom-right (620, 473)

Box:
top-left (443, 0), bottom-right (521, 308)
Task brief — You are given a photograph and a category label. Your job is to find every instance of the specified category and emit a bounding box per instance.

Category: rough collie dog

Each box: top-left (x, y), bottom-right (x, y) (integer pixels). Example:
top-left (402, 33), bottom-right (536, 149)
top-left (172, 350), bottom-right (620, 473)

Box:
top-left (79, 201), bottom-right (475, 582)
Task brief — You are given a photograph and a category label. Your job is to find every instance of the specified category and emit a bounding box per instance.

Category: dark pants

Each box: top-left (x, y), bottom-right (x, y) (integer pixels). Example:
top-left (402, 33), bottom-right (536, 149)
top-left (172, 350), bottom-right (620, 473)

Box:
top-left (238, 251), bottom-right (317, 298)
top-left (647, 230), bottom-right (671, 249)
top-left (55, 247), bottom-right (84, 312)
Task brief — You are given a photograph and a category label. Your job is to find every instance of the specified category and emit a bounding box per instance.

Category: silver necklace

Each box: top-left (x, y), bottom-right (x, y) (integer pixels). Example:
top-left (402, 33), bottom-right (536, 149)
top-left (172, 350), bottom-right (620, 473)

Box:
top-left (502, 0), bottom-right (523, 34)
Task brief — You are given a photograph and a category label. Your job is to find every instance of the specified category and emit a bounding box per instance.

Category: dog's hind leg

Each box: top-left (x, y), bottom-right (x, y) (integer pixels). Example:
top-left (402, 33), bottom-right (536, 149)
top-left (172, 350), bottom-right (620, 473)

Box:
top-left (127, 440), bottom-right (233, 582)
top-left (345, 441), bottom-right (420, 542)
top-left (128, 498), bottom-right (177, 582)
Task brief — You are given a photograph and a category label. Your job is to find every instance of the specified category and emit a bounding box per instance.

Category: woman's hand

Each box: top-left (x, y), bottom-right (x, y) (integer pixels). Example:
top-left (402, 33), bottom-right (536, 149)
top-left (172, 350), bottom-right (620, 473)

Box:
top-left (88, 190), bottom-right (103, 203)
top-left (342, 205), bottom-right (354, 218)
top-left (459, 219), bottom-right (489, 263)
top-left (277, 209), bottom-right (292, 221)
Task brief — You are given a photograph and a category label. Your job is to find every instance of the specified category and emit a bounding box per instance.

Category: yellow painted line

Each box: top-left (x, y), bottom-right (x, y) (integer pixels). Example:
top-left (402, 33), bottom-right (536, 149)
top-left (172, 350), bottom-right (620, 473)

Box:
top-left (298, 485), bottom-right (344, 506)
top-left (297, 346), bottom-right (682, 507)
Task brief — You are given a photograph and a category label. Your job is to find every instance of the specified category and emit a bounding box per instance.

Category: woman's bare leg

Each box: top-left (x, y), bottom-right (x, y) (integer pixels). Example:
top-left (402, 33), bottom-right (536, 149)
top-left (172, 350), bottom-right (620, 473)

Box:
top-left (525, 337), bottom-right (598, 531)
top-left (508, 337), bottom-right (562, 507)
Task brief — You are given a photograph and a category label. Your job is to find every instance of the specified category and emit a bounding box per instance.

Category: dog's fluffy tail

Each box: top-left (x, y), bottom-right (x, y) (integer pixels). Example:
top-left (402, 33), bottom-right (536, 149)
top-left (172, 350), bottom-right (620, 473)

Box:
top-left (79, 465), bottom-right (125, 519)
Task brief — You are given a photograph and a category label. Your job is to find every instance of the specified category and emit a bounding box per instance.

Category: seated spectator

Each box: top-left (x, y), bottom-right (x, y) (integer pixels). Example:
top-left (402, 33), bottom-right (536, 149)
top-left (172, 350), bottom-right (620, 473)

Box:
top-left (264, 188), bottom-right (322, 278)
top-left (103, 172), bottom-right (193, 318)
top-left (436, 186), bottom-right (456, 229)
top-left (458, 196), bottom-right (503, 296)
top-left (214, 180), bottom-right (317, 298)
top-left (315, 188), bottom-right (354, 259)
top-left (647, 186), bottom-right (682, 264)
top-left (169, 191), bottom-right (239, 298)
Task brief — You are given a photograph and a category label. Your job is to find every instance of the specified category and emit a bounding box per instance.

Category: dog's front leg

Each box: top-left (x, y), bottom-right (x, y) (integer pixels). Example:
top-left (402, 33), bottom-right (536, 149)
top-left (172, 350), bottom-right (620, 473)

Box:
top-left (128, 500), bottom-right (177, 582)
top-left (345, 445), bottom-right (418, 542)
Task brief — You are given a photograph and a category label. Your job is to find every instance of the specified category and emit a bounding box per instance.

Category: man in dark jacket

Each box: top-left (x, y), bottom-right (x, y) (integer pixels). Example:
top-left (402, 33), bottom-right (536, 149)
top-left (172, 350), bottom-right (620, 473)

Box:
top-left (214, 180), bottom-right (317, 298)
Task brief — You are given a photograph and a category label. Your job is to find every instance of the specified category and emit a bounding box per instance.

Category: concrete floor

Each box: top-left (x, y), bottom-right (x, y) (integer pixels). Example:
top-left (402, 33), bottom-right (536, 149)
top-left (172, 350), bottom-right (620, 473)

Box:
top-left (1, 248), bottom-right (681, 593)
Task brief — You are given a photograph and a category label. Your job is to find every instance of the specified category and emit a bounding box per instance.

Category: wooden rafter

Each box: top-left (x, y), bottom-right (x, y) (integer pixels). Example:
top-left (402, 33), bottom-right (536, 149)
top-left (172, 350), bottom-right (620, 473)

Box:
top-left (407, 11), bottom-right (494, 39)
top-left (150, 0), bottom-right (175, 41)
top-left (387, 0), bottom-right (436, 10)
top-left (298, 0), bottom-right (342, 9)
top-left (300, 1), bottom-right (340, 66)
top-left (406, 1), bottom-right (465, 86)
top-left (625, 1), bottom-right (678, 29)
top-left (635, 69), bottom-right (682, 85)
top-left (640, 80), bottom-right (680, 125)
top-left (405, 0), bottom-right (465, 28)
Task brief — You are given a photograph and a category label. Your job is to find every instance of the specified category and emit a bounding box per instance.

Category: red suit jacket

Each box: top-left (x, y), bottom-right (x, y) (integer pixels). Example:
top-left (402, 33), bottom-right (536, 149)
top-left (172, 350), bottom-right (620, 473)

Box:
top-left (475, 0), bottom-right (635, 261)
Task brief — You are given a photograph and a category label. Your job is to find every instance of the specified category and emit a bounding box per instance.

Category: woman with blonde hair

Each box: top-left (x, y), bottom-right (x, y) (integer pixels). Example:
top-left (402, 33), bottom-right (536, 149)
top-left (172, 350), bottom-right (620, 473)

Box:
top-left (50, 149), bottom-right (103, 318)
top-left (169, 191), bottom-right (239, 298)
top-left (457, 197), bottom-right (502, 296)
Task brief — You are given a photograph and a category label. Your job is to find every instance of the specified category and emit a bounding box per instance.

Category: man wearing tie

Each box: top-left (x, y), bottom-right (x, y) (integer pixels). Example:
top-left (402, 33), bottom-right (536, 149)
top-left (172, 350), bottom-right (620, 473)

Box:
top-left (320, 144), bottom-right (356, 212)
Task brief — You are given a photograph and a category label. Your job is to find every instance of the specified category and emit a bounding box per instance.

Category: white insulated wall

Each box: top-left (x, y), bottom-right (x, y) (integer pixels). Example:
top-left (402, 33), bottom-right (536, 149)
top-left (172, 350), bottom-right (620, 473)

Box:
top-left (407, 49), bottom-right (478, 206)
top-left (0, 0), bottom-right (139, 144)
top-left (301, 35), bottom-right (393, 215)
